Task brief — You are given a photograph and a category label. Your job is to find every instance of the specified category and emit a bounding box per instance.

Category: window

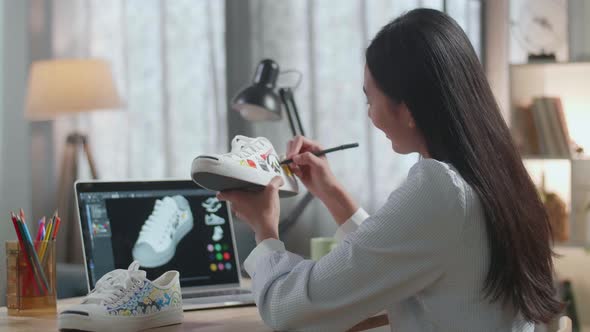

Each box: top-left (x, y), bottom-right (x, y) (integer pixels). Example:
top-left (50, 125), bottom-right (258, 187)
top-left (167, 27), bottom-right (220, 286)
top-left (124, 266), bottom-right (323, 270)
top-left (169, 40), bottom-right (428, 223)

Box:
top-left (52, 0), bottom-right (226, 179)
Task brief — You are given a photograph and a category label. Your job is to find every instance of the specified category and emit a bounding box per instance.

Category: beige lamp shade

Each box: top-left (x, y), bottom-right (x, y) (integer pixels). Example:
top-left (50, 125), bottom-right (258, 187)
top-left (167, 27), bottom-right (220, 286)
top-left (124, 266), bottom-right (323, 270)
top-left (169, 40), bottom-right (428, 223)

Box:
top-left (26, 59), bottom-right (122, 120)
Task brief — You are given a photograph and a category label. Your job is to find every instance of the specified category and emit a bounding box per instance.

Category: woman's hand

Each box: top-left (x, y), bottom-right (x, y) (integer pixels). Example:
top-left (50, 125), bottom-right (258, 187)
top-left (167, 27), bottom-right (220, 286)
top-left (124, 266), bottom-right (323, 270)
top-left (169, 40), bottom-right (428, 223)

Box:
top-left (286, 136), bottom-right (359, 225)
top-left (286, 136), bottom-right (341, 201)
top-left (217, 177), bottom-right (283, 244)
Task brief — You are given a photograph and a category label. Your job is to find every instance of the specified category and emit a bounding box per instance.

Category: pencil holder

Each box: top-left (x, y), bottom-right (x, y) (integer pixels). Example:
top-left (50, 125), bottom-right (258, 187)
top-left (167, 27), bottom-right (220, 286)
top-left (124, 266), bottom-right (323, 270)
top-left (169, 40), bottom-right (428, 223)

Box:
top-left (5, 240), bottom-right (57, 316)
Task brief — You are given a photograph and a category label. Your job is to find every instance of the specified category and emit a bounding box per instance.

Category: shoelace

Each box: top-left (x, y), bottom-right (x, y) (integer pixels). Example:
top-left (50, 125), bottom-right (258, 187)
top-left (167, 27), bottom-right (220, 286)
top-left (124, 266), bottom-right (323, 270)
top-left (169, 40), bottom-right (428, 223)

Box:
top-left (234, 139), bottom-right (268, 158)
top-left (139, 200), bottom-right (176, 240)
top-left (83, 268), bottom-right (143, 305)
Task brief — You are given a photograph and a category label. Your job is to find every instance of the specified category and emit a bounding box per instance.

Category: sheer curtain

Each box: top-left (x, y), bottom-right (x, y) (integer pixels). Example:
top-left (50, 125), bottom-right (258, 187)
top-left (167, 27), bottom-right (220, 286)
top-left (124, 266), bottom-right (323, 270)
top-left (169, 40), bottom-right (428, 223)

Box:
top-left (50, 0), bottom-right (483, 257)
top-left (52, 0), bottom-right (227, 181)
top-left (52, 0), bottom-right (481, 198)
top-left (245, 0), bottom-right (483, 214)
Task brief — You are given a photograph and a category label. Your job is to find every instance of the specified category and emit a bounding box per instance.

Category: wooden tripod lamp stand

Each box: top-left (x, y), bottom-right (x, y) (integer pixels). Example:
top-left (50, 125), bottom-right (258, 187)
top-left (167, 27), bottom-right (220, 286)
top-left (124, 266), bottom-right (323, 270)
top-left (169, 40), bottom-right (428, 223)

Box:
top-left (25, 59), bottom-right (122, 260)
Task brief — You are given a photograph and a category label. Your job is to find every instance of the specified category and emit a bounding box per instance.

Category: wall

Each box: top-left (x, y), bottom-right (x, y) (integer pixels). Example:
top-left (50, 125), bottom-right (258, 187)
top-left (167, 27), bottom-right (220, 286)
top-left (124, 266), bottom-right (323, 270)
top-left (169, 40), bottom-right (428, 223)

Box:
top-left (0, 0), bottom-right (3, 184)
top-left (483, 0), bottom-right (510, 120)
top-left (0, 0), bottom-right (4, 306)
top-left (29, 0), bottom-right (55, 228)
top-left (0, 0), bottom-right (31, 307)
top-left (569, 0), bottom-right (590, 61)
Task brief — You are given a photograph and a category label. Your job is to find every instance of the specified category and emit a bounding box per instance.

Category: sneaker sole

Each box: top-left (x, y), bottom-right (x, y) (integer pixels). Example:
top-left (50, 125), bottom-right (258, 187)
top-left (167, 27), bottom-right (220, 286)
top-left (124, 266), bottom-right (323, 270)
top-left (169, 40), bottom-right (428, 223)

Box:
top-left (191, 157), bottom-right (298, 198)
top-left (58, 308), bottom-right (183, 331)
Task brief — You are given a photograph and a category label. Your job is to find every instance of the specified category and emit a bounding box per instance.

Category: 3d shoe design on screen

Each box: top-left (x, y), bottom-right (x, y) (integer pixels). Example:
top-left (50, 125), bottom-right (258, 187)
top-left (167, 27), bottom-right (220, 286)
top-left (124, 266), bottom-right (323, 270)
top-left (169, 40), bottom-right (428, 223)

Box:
top-left (191, 135), bottom-right (298, 197)
top-left (205, 213), bottom-right (225, 226)
top-left (212, 226), bottom-right (224, 242)
top-left (58, 261), bottom-right (183, 331)
top-left (202, 197), bottom-right (222, 213)
top-left (132, 196), bottom-right (193, 268)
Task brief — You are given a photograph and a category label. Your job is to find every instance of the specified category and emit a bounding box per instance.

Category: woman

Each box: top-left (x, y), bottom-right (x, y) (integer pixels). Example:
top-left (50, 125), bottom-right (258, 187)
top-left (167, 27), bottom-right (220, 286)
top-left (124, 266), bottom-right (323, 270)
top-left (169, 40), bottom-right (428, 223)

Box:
top-left (218, 9), bottom-right (562, 331)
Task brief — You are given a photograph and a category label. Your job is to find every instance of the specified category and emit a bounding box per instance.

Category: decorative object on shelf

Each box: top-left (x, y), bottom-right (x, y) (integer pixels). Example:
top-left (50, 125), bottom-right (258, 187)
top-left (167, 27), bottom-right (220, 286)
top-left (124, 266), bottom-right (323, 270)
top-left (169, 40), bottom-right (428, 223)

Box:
top-left (510, 0), bottom-right (568, 63)
top-left (538, 173), bottom-right (569, 243)
top-left (545, 192), bottom-right (569, 243)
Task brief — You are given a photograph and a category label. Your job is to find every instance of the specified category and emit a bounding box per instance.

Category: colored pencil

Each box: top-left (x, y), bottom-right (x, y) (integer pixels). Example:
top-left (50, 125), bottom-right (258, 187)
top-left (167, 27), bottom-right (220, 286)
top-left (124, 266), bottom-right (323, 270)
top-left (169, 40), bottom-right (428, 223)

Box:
top-left (42, 215), bottom-right (60, 265)
top-left (35, 217), bottom-right (46, 251)
top-left (39, 215), bottom-right (54, 260)
top-left (51, 216), bottom-right (61, 240)
top-left (10, 213), bottom-right (27, 255)
top-left (10, 212), bottom-right (38, 295)
top-left (17, 216), bottom-right (50, 294)
top-left (12, 213), bottom-right (44, 295)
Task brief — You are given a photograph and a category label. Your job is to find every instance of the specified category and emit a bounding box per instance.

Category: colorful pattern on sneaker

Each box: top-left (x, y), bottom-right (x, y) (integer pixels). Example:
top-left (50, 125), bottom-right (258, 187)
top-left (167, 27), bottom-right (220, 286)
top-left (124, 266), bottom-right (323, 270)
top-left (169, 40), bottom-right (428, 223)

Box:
top-left (58, 261), bottom-right (183, 331)
top-left (191, 135), bottom-right (299, 197)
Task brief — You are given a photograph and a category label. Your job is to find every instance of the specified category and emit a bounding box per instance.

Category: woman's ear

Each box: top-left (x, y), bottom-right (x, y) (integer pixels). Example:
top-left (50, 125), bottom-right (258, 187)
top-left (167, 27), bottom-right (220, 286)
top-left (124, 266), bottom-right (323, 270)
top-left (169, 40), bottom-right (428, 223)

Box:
top-left (398, 102), bottom-right (416, 129)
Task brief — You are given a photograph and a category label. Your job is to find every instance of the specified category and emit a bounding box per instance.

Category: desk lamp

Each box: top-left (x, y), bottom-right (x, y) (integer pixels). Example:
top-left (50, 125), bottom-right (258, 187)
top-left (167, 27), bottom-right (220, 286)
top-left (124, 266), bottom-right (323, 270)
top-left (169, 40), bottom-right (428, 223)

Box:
top-left (232, 59), bottom-right (312, 235)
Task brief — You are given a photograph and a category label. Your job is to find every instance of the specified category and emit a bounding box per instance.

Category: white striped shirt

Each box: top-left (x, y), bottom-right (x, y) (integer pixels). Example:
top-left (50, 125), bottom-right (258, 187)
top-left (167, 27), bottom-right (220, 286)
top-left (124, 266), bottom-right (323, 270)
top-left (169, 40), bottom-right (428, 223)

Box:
top-left (244, 159), bottom-right (533, 331)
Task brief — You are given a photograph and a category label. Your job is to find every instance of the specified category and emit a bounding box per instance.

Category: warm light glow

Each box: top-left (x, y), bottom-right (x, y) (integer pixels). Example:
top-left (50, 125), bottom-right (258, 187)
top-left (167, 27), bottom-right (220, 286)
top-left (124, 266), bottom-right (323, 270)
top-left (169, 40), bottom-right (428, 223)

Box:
top-left (523, 159), bottom-right (571, 208)
top-left (25, 59), bottom-right (123, 121)
top-left (510, 62), bottom-right (590, 156)
top-left (562, 103), bottom-right (590, 154)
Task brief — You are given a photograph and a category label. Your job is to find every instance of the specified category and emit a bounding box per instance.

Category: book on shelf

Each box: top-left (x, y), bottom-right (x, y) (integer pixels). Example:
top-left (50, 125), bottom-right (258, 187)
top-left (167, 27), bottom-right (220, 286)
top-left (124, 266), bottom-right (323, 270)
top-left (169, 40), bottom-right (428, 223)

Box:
top-left (516, 96), bottom-right (572, 158)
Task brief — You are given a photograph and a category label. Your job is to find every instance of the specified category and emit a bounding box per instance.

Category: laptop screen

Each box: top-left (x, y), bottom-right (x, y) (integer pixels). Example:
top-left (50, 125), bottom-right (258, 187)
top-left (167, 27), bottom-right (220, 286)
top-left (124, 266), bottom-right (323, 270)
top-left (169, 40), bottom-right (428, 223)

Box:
top-left (75, 180), bottom-right (240, 290)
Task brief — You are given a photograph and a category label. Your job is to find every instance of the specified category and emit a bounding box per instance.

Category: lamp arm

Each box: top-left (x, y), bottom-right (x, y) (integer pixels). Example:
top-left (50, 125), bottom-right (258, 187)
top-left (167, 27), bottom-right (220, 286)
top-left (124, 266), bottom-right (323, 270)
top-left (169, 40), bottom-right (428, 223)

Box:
top-left (279, 87), bottom-right (306, 137)
top-left (276, 87), bottom-right (313, 235)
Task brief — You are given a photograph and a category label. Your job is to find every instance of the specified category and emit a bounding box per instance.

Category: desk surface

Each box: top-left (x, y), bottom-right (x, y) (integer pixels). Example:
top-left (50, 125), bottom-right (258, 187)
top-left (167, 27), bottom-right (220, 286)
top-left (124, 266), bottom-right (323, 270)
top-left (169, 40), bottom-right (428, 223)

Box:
top-left (0, 296), bottom-right (270, 332)
top-left (0, 296), bottom-right (389, 332)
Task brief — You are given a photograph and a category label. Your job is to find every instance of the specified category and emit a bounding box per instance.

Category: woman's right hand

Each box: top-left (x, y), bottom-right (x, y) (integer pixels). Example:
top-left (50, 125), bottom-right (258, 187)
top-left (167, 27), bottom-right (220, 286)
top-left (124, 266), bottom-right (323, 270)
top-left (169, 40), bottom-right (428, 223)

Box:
top-left (286, 136), bottom-right (360, 225)
top-left (286, 136), bottom-right (341, 201)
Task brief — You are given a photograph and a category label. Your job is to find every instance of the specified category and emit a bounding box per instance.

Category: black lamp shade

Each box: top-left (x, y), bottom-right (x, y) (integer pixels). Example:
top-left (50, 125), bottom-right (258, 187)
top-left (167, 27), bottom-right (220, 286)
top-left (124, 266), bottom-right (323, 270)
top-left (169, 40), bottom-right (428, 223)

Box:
top-left (232, 59), bottom-right (282, 121)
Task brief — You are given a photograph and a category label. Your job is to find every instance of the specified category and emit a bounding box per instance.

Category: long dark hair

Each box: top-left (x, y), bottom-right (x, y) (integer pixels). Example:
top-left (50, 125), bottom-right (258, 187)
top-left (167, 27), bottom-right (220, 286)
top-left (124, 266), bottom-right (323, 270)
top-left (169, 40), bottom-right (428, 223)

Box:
top-left (366, 9), bottom-right (561, 323)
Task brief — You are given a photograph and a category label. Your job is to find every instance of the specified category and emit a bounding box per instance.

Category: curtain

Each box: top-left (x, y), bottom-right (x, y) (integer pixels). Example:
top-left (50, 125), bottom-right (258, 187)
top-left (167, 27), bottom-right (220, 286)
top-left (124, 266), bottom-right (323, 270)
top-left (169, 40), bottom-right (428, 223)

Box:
top-left (51, 0), bottom-right (226, 262)
top-left (52, 0), bottom-right (227, 181)
top-left (51, 0), bottom-right (482, 258)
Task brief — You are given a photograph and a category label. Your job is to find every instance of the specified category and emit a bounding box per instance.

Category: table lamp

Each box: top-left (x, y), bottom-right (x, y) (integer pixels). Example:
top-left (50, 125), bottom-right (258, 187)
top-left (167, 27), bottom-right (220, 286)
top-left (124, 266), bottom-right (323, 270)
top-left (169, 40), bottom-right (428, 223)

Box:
top-left (232, 59), bottom-right (305, 137)
top-left (25, 59), bottom-right (122, 262)
top-left (232, 59), bottom-right (311, 235)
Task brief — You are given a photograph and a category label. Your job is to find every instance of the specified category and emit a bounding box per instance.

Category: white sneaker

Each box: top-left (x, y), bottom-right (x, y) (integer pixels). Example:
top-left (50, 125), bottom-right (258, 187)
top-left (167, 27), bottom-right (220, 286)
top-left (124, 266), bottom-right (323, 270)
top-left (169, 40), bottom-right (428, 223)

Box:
top-left (132, 196), bottom-right (193, 268)
top-left (58, 261), bottom-right (183, 332)
top-left (191, 135), bottom-right (298, 197)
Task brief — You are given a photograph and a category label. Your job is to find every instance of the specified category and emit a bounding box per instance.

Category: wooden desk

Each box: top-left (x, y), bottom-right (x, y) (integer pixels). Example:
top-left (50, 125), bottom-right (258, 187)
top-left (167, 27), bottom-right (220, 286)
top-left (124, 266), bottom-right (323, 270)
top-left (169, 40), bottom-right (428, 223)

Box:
top-left (0, 297), bottom-right (389, 331)
top-left (0, 297), bottom-right (268, 332)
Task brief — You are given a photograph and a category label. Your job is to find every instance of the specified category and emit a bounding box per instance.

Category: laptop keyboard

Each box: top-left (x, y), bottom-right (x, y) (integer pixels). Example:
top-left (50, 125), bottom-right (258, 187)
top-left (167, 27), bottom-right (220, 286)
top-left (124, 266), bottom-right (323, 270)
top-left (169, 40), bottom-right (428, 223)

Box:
top-left (183, 288), bottom-right (252, 299)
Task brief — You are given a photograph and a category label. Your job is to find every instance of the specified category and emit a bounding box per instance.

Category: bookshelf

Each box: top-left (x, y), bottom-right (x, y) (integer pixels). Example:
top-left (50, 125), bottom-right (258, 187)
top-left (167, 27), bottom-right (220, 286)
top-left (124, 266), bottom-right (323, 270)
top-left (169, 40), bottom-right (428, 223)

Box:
top-left (510, 62), bottom-right (590, 246)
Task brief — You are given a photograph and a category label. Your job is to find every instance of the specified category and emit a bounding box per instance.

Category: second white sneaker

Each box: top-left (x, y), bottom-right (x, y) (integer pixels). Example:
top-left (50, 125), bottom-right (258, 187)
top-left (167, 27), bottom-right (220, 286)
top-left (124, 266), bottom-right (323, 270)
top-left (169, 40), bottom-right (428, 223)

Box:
top-left (132, 196), bottom-right (193, 268)
top-left (58, 261), bottom-right (183, 332)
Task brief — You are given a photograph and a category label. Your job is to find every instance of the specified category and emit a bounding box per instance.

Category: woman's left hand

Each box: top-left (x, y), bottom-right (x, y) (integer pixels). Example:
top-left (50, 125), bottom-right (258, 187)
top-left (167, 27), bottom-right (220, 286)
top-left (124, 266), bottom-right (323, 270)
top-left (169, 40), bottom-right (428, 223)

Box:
top-left (217, 176), bottom-right (284, 244)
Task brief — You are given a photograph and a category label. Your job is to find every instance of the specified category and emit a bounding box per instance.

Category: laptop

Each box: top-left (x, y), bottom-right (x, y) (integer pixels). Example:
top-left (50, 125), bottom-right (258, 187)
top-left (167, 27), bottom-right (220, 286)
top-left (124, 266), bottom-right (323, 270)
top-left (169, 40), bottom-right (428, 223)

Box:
top-left (74, 179), bottom-right (254, 310)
